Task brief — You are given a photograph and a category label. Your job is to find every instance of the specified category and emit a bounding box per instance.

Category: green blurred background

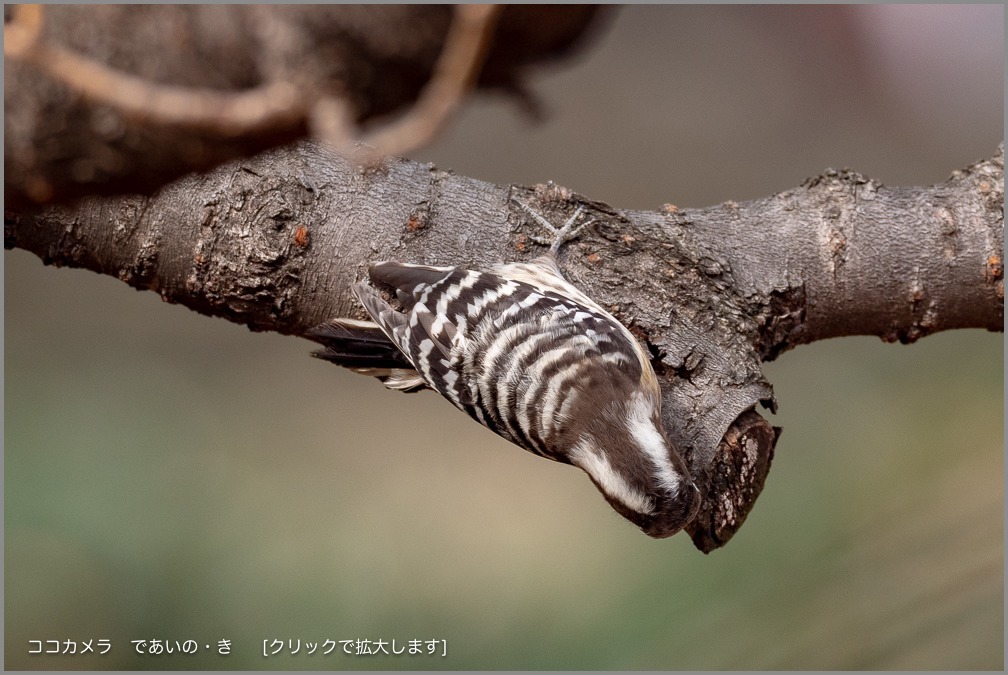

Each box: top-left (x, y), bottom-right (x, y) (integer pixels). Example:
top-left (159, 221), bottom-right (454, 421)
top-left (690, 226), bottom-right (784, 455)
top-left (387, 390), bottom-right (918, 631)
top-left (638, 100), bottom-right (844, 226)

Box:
top-left (5, 5), bottom-right (1003, 670)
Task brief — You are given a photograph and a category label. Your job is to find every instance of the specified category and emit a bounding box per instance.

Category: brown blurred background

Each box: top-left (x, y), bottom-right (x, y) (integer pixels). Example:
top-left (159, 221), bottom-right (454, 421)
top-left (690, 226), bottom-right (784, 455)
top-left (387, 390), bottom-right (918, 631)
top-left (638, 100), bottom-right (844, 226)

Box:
top-left (5, 5), bottom-right (1003, 670)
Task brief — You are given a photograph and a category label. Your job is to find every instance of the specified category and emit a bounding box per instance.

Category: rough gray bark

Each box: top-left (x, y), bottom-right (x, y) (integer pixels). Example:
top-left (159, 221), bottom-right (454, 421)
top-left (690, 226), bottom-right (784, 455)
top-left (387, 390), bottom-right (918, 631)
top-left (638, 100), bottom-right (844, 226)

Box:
top-left (6, 141), bottom-right (1002, 550)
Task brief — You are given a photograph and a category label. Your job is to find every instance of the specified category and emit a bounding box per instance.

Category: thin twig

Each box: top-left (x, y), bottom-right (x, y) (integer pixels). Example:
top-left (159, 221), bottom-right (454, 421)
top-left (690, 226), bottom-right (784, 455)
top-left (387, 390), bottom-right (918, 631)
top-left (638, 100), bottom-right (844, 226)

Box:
top-left (356, 4), bottom-right (503, 158)
top-left (5, 4), bottom-right (307, 136)
top-left (3, 4), bottom-right (44, 56)
top-left (5, 4), bottom-right (501, 152)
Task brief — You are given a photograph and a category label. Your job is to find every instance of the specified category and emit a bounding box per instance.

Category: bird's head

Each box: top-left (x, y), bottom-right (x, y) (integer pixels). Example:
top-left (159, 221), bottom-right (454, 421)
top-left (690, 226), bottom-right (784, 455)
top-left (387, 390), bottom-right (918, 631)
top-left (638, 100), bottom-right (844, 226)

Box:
top-left (568, 390), bottom-right (700, 538)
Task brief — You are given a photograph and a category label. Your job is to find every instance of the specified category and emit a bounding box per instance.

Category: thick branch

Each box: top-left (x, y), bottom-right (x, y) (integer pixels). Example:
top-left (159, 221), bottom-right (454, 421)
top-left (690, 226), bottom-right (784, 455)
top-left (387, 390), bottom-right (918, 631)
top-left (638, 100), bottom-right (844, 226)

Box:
top-left (664, 151), bottom-right (1004, 356)
top-left (5, 142), bottom-right (1001, 550)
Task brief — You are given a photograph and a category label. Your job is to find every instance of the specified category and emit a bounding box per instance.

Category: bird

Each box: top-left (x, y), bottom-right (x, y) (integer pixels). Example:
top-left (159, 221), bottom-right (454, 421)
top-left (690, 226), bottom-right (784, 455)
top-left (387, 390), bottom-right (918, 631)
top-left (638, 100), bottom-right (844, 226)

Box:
top-left (309, 200), bottom-right (700, 537)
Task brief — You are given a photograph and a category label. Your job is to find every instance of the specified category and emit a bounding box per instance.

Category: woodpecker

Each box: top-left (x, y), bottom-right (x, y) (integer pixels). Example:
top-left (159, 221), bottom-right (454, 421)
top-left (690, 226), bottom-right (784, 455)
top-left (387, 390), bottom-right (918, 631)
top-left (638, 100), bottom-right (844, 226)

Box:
top-left (310, 202), bottom-right (700, 537)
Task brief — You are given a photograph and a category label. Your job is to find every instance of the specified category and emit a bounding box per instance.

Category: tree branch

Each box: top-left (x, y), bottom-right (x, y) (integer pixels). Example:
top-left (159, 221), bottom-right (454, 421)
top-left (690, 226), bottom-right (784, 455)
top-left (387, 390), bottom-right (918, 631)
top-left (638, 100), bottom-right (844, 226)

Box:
top-left (3, 5), bottom-right (601, 208)
top-left (354, 4), bottom-right (504, 159)
top-left (5, 4), bottom-right (501, 159)
top-left (4, 5), bottom-right (305, 137)
top-left (5, 141), bottom-right (1002, 550)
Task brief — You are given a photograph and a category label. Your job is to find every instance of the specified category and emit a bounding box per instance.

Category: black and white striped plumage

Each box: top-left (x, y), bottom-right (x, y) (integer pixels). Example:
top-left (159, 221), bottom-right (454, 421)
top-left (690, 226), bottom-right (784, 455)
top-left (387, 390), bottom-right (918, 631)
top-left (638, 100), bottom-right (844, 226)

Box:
top-left (312, 254), bottom-right (699, 537)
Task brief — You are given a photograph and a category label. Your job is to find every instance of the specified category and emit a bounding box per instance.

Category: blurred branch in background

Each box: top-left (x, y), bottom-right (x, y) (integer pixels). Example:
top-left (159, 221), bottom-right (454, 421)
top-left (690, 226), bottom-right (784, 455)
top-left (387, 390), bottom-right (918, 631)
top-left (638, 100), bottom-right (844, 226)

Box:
top-left (4, 4), bottom-right (504, 166)
top-left (4, 5), bottom-right (304, 137)
top-left (352, 4), bottom-right (502, 159)
top-left (3, 4), bottom-right (601, 208)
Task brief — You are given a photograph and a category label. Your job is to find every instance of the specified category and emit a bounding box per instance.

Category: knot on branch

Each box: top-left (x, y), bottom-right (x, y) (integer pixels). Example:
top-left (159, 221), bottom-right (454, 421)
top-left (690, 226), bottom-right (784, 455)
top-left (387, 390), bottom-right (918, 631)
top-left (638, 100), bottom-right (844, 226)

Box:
top-left (651, 322), bottom-right (778, 551)
top-left (686, 410), bottom-right (780, 553)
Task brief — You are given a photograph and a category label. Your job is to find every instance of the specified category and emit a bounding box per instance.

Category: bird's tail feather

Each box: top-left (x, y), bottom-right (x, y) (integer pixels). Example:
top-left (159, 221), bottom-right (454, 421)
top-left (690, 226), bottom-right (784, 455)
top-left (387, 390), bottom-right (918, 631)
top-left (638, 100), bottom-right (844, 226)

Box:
top-left (306, 318), bottom-right (426, 392)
